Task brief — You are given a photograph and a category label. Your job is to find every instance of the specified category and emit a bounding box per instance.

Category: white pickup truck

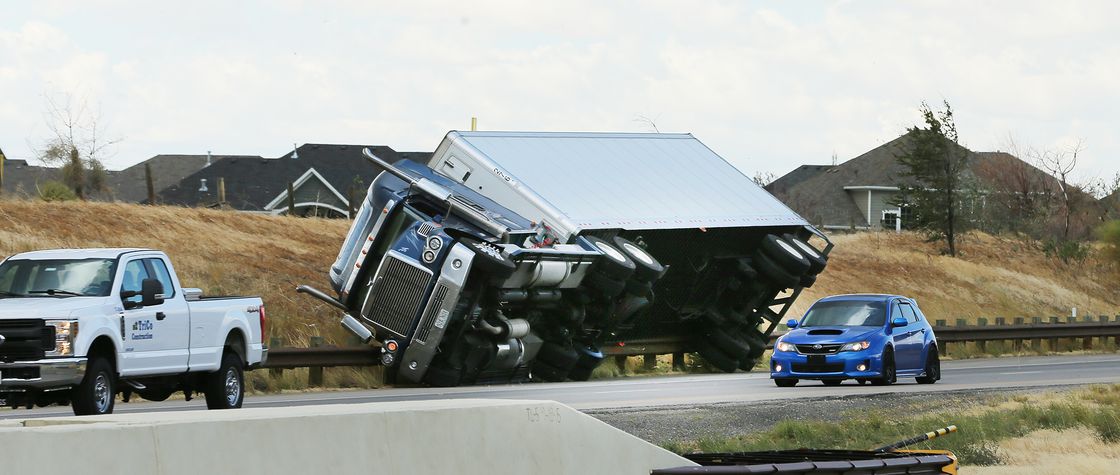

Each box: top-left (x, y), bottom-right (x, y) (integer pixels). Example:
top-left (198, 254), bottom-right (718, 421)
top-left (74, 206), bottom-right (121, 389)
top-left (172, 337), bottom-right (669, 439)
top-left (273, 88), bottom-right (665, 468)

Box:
top-left (0, 248), bottom-right (267, 415)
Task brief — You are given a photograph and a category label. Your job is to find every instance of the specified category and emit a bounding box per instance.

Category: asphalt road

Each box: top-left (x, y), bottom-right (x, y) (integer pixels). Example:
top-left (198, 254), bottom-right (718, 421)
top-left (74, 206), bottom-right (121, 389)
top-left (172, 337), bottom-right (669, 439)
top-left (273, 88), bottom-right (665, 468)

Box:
top-left (4, 354), bottom-right (1119, 420)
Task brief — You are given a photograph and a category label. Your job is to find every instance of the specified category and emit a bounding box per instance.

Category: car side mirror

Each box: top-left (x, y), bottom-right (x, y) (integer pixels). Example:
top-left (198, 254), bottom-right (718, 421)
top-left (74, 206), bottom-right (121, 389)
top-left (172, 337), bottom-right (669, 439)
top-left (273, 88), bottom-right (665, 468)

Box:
top-left (891, 316), bottom-right (907, 327)
top-left (786, 319), bottom-right (798, 329)
top-left (141, 278), bottom-right (165, 307)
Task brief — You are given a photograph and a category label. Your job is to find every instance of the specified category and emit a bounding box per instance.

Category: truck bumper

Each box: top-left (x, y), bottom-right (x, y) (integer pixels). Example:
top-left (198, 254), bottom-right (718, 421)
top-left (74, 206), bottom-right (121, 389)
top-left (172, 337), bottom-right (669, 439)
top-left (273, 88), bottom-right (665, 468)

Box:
top-left (0, 357), bottom-right (88, 391)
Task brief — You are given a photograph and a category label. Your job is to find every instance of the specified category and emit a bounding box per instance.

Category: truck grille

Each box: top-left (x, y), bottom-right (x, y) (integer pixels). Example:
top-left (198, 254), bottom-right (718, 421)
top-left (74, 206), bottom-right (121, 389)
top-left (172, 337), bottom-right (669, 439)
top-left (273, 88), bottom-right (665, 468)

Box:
top-left (0, 319), bottom-right (55, 362)
top-left (796, 344), bottom-right (842, 355)
top-left (361, 253), bottom-right (433, 338)
top-left (413, 284), bottom-right (449, 344)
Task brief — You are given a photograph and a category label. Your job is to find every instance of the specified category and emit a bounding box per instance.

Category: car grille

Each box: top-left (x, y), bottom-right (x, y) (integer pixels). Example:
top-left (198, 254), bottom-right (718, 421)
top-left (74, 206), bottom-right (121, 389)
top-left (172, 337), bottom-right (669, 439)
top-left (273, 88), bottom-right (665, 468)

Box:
top-left (360, 253), bottom-right (433, 339)
top-left (0, 319), bottom-right (55, 362)
top-left (796, 344), bottom-right (842, 355)
top-left (791, 362), bottom-right (845, 373)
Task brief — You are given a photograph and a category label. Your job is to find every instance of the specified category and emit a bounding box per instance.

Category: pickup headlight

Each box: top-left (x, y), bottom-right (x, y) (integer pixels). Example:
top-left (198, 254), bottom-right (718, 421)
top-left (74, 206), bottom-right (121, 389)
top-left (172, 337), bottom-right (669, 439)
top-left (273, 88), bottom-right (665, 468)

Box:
top-left (840, 340), bottom-right (871, 352)
top-left (46, 320), bottom-right (79, 357)
top-left (776, 341), bottom-right (796, 352)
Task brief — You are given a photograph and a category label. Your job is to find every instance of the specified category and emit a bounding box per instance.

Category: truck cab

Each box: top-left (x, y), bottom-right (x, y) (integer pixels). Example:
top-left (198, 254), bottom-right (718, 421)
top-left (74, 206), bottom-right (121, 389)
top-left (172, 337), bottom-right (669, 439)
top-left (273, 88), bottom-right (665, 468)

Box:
top-left (0, 248), bottom-right (266, 415)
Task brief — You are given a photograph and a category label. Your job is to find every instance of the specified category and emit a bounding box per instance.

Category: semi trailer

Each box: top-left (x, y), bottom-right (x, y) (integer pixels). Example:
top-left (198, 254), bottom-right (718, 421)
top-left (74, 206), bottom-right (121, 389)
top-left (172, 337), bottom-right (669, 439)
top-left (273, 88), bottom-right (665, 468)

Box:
top-left (298, 131), bottom-right (831, 386)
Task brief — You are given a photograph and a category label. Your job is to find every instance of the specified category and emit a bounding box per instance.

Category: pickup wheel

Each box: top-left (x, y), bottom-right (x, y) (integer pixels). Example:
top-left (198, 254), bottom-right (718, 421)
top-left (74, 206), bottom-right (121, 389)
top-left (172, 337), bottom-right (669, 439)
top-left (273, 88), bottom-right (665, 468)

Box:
top-left (72, 356), bottom-right (116, 416)
top-left (205, 352), bottom-right (244, 410)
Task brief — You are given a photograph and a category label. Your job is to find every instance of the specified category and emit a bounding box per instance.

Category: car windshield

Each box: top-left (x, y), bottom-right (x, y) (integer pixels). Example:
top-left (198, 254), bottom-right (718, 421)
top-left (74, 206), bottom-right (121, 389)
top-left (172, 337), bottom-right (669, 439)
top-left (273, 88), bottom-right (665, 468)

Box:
top-left (0, 258), bottom-right (117, 297)
top-left (800, 300), bottom-right (886, 327)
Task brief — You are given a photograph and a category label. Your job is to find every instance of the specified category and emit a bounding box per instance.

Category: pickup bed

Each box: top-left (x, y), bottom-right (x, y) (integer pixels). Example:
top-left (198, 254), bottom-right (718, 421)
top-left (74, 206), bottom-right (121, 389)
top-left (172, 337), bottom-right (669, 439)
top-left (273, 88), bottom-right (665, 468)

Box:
top-left (0, 248), bottom-right (267, 415)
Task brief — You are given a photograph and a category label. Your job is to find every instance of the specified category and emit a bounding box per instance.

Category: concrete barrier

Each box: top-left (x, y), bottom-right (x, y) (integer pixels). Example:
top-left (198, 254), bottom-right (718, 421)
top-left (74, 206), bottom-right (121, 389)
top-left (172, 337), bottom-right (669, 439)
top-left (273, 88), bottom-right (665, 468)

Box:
top-left (0, 399), bottom-right (694, 474)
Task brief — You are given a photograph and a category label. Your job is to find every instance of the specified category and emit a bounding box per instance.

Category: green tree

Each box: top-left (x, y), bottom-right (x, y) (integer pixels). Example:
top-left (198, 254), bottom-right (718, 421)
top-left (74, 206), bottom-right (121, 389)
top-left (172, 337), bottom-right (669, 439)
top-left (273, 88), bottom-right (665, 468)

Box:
top-left (893, 101), bottom-right (973, 256)
top-left (36, 93), bottom-right (116, 200)
top-left (1098, 220), bottom-right (1120, 267)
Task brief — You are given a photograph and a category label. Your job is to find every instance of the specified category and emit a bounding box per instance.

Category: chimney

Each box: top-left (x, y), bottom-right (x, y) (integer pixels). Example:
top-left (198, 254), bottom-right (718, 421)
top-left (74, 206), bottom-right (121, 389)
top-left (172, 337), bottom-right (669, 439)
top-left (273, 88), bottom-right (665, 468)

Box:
top-left (292, 143), bottom-right (299, 159)
top-left (199, 178), bottom-right (208, 192)
top-left (206, 150), bottom-right (212, 167)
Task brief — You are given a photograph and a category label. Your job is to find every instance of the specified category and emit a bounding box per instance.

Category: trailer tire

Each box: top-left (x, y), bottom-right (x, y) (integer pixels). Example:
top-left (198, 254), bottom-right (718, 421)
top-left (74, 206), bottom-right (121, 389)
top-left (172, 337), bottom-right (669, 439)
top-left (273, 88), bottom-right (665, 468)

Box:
top-left (735, 327), bottom-right (768, 359)
top-left (709, 329), bottom-right (753, 361)
top-left (585, 236), bottom-right (636, 281)
top-left (585, 271), bottom-right (626, 299)
top-left (760, 234), bottom-right (811, 277)
top-left (624, 278), bottom-right (653, 297)
top-left (612, 236), bottom-right (664, 282)
top-left (696, 342), bottom-right (740, 373)
top-left (799, 273), bottom-right (817, 288)
top-left (752, 251), bottom-right (800, 289)
top-left (461, 238), bottom-right (517, 279)
top-left (783, 234), bottom-right (827, 275)
top-left (737, 357), bottom-right (759, 371)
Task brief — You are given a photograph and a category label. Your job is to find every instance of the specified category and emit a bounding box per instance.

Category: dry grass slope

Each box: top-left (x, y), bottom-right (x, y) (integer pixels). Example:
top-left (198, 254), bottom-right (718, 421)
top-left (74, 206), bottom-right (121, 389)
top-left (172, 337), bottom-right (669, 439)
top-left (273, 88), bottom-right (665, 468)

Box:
top-left (0, 199), bottom-right (352, 348)
top-left (796, 231), bottom-right (1120, 323)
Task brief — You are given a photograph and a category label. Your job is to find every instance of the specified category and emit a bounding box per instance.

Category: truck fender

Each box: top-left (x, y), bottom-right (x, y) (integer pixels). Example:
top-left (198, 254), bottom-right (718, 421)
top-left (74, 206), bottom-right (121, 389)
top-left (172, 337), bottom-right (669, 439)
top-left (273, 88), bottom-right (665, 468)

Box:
top-left (217, 314), bottom-right (253, 364)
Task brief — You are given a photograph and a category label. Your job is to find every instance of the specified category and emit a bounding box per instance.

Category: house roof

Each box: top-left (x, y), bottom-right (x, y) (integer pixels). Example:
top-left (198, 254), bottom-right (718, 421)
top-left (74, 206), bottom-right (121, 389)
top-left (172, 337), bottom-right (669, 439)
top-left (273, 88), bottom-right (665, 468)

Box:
top-left (108, 154), bottom-right (247, 203)
top-left (157, 144), bottom-right (431, 211)
top-left (0, 158), bottom-right (61, 197)
top-left (765, 164), bottom-right (835, 198)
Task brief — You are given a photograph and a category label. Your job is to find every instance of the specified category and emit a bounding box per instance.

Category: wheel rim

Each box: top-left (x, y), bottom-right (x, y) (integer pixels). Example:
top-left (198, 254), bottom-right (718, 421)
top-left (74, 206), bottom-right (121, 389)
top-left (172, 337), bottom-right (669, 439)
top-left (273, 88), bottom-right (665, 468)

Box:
top-left (225, 368), bottom-right (241, 405)
top-left (93, 373), bottom-right (111, 413)
top-left (790, 239), bottom-right (820, 259)
top-left (595, 242), bottom-right (627, 263)
top-left (775, 239), bottom-right (803, 259)
top-left (621, 242), bottom-right (655, 266)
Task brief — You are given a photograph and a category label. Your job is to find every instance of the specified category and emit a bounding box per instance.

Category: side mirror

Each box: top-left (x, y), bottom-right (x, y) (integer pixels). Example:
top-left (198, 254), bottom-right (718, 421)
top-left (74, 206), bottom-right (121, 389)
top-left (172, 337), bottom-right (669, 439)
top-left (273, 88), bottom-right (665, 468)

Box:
top-left (786, 319), bottom-right (799, 329)
top-left (141, 278), bottom-right (165, 307)
top-left (891, 316), bottom-right (907, 327)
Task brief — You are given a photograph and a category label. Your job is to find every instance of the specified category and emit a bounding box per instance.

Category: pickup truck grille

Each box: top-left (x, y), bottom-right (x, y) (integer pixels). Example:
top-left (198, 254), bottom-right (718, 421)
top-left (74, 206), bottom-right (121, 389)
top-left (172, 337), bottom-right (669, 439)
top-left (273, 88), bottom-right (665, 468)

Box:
top-left (361, 253), bottom-right (433, 338)
top-left (0, 319), bottom-right (55, 362)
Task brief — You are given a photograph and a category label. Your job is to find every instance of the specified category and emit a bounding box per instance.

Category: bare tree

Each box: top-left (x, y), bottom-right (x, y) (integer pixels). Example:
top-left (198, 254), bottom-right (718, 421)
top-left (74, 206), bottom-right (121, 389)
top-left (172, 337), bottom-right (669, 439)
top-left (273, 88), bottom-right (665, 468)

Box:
top-left (36, 93), bottom-right (119, 200)
top-left (752, 171), bottom-right (776, 187)
top-left (632, 115), bottom-right (660, 133)
top-left (1033, 139), bottom-right (1084, 239)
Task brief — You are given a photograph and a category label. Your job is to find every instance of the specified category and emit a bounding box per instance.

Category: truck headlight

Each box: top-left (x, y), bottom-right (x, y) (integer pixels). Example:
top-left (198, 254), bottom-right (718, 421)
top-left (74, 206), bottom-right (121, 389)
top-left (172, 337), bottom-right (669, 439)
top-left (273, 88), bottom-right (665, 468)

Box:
top-left (776, 341), bottom-right (796, 352)
top-left (46, 320), bottom-right (79, 357)
top-left (840, 341), bottom-right (871, 352)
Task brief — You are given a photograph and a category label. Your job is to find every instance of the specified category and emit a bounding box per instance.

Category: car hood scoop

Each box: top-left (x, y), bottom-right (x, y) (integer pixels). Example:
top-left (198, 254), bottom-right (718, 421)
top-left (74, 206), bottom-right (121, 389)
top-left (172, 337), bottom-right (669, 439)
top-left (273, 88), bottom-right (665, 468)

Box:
top-left (806, 329), bottom-right (845, 336)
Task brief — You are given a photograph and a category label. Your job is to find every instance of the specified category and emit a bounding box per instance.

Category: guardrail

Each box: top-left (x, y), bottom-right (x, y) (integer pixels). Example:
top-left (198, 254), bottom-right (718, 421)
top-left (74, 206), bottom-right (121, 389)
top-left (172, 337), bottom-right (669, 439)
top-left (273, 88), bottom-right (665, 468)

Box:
top-left (261, 317), bottom-right (1120, 384)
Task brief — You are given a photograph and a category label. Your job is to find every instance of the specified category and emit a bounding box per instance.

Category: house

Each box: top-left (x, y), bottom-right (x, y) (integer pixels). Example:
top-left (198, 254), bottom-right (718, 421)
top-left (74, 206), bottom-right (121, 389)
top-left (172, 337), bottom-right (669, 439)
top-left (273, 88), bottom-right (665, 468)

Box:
top-left (107, 154), bottom-right (247, 203)
top-left (767, 133), bottom-right (1062, 232)
top-left (0, 155), bottom-right (61, 197)
top-left (158, 143), bottom-right (431, 218)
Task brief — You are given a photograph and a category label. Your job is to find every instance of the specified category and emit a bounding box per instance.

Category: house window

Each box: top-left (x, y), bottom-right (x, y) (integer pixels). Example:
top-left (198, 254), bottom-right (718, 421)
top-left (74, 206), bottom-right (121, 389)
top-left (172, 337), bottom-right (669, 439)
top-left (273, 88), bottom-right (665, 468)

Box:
top-left (881, 210), bottom-right (900, 229)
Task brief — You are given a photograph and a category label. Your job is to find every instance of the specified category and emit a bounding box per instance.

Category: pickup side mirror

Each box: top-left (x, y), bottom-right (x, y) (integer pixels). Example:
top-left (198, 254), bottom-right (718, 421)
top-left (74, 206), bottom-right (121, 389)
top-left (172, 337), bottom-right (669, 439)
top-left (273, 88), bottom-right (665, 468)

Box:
top-left (786, 319), bottom-right (799, 329)
top-left (141, 279), bottom-right (165, 307)
top-left (891, 316), bottom-right (907, 327)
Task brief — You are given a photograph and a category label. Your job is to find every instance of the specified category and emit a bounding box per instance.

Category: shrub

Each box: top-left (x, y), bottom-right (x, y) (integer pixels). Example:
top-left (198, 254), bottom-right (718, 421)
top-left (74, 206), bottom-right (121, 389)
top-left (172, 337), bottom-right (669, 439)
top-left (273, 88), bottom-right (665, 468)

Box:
top-left (1097, 220), bottom-right (1120, 267)
top-left (1042, 238), bottom-right (1089, 263)
top-left (37, 180), bottom-right (77, 202)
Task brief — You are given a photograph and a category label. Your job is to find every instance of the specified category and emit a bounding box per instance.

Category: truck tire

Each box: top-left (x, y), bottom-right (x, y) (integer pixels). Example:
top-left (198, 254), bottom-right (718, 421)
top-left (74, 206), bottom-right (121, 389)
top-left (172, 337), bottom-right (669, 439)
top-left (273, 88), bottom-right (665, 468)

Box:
top-left (204, 351), bottom-right (244, 409)
top-left (531, 360), bottom-right (569, 382)
top-left (760, 234), bottom-right (810, 277)
top-left (423, 364), bottom-right (463, 387)
top-left (585, 236), bottom-right (636, 281)
top-left (585, 271), bottom-right (626, 299)
top-left (569, 345), bottom-right (604, 381)
top-left (799, 273), bottom-right (817, 288)
top-left (751, 251), bottom-right (799, 289)
top-left (734, 258), bottom-right (758, 281)
top-left (696, 342), bottom-right (739, 373)
top-left (783, 234), bottom-right (827, 275)
top-left (623, 278), bottom-right (652, 297)
top-left (737, 357), bottom-right (759, 371)
top-left (536, 341), bottom-right (580, 371)
top-left (612, 236), bottom-right (664, 282)
top-left (460, 238), bottom-right (518, 279)
top-left (708, 329), bottom-right (753, 361)
top-left (71, 356), bottom-right (115, 416)
top-left (733, 326), bottom-right (767, 359)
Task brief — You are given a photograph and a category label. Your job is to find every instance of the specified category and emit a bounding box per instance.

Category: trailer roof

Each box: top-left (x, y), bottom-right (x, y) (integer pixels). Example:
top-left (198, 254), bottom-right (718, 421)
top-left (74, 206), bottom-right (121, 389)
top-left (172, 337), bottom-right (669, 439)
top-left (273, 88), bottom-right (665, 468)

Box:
top-left (439, 131), bottom-right (809, 233)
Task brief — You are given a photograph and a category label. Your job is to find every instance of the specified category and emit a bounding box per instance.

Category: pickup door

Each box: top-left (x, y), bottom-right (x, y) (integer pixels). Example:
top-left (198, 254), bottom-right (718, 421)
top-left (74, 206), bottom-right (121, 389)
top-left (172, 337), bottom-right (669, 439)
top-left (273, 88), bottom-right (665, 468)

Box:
top-left (118, 254), bottom-right (190, 377)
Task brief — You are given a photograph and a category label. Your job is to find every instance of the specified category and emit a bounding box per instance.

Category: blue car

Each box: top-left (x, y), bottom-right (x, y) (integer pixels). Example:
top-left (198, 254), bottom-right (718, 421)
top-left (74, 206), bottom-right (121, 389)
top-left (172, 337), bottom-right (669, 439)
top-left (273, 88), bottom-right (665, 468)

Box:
top-left (769, 294), bottom-right (940, 387)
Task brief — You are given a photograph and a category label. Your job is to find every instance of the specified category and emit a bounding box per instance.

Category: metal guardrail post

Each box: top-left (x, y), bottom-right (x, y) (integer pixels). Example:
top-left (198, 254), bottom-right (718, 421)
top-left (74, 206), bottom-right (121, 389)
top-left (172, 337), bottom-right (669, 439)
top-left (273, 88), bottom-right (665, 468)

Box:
top-left (1049, 316), bottom-right (1060, 351)
top-left (672, 352), bottom-right (686, 371)
top-left (309, 336), bottom-right (324, 387)
top-left (976, 318), bottom-right (988, 352)
top-left (995, 317), bottom-right (1007, 351)
top-left (1013, 317), bottom-right (1024, 352)
top-left (269, 337), bottom-right (284, 378)
top-left (643, 354), bottom-right (657, 371)
top-left (1030, 317), bottom-right (1042, 351)
top-left (615, 355), bottom-right (628, 374)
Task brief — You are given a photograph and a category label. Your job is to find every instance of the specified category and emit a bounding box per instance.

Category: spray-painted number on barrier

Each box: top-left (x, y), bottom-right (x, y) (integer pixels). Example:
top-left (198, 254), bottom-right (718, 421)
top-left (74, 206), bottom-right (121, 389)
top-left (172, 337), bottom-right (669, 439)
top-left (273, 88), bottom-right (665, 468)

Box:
top-left (525, 407), bottom-right (562, 424)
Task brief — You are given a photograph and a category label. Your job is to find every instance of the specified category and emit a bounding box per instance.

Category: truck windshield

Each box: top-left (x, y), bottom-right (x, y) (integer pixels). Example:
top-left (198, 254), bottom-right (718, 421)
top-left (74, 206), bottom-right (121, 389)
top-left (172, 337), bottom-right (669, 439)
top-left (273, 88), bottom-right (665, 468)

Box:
top-left (799, 300), bottom-right (886, 327)
top-left (0, 258), bottom-right (117, 297)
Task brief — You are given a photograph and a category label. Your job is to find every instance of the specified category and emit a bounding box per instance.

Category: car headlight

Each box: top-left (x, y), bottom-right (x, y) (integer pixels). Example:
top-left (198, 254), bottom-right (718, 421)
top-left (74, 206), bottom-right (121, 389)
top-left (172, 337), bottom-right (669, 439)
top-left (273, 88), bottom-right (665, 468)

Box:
top-left (840, 340), bottom-right (871, 352)
top-left (46, 320), bottom-right (79, 357)
top-left (776, 341), bottom-right (796, 352)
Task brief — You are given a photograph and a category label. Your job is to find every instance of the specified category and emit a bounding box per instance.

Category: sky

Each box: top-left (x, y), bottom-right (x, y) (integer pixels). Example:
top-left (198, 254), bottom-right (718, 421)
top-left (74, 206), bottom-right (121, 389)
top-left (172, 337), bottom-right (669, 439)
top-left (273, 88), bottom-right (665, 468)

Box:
top-left (2, 1), bottom-right (1118, 185)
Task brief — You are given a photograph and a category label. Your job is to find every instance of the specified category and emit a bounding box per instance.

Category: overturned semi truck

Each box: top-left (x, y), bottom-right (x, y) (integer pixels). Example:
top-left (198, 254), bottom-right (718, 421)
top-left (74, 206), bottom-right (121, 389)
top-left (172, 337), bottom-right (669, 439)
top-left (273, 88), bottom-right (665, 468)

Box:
top-left (297, 131), bottom-right (832, 386)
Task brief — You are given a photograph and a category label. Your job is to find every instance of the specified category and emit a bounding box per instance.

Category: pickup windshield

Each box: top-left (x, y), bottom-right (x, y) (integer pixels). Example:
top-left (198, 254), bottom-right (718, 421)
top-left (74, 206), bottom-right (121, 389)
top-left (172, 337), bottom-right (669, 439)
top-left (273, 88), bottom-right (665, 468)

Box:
top-left (0, 258), bottom-right (117, 297)
top-left (800, 300), bottom-right (886, 327)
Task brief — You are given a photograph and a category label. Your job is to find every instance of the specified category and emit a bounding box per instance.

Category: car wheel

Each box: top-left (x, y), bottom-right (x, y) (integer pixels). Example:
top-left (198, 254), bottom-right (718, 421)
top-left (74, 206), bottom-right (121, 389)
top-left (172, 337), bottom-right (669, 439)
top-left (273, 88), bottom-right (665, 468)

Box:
top-left (612, 236), bottom-right (665, 282)
top-left (71, 356), bottom-right (115, 416)
top-left (774, 378), bottom-right (798, 387)
top-left (822, 379), bottom-right (843, 386)
top-left (916, 347), bottom-right (941, 384)
top-left (584, 236), bottom-right (636, 281)
top-left (871, 350), bottom-right (896, 386)
top-left (205, 351), bottom-right (244, 409)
